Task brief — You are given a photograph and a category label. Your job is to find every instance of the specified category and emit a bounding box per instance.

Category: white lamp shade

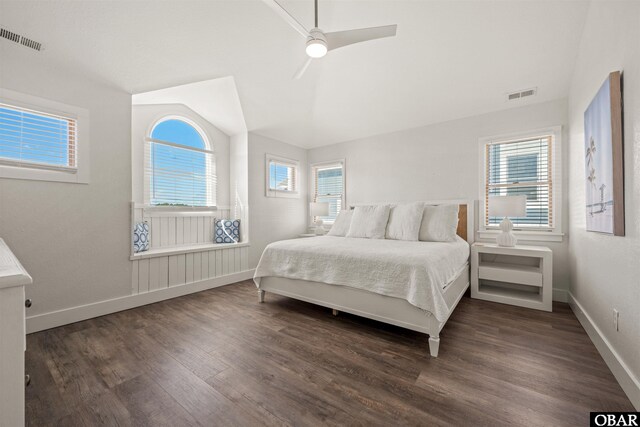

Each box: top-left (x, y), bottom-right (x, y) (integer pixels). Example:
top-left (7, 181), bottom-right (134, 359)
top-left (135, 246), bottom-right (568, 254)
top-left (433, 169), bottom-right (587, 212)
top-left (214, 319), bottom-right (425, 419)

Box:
top-left (488, 195), bottom-right (527, 217)
top-left (310, 202), bottom-right (329, 216)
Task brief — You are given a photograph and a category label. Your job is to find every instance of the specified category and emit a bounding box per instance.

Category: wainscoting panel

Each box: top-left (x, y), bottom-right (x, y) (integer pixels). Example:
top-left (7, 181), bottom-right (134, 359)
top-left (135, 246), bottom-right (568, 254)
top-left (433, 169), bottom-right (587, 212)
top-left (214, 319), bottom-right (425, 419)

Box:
top-left (131, 203), bottom-right (232, 250)
top-left (138, 259), bottom-right (150, 294)
top-left (131, 245), bottom-right (250, 295)
top-left (144, 211), bottom-right (231, 249)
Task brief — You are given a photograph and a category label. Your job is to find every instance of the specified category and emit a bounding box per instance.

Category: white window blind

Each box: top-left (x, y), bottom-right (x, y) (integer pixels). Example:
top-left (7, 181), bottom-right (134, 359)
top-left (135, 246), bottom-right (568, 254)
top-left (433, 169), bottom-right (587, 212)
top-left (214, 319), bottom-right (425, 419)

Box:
top-left (312, 161), bottom-right (344, 224)
top-left (268, 159), bottom-right (297, 193)
top-left (0, 103), bottom-right (77, 172)
top-left (485, 136), bottom-right (553, 229)
top-left (145, 118), bottom-right (216, 207)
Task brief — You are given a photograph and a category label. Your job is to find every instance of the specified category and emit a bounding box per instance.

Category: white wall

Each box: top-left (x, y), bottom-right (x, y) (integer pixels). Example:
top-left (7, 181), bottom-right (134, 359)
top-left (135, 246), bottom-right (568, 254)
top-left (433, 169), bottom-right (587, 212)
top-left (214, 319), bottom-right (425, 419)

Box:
top-left (248, 133), bottom-right (307, 267)
top-left (308, 99), bottom-right (571, 293)
top-left (567, 0), bottom-right (640, 408)
top-left (0, 45), bottom-right (132, 316)
top-left (131, 103), bottom-right (230, 208)
top-left (230, 132), bottom-right (249, 242)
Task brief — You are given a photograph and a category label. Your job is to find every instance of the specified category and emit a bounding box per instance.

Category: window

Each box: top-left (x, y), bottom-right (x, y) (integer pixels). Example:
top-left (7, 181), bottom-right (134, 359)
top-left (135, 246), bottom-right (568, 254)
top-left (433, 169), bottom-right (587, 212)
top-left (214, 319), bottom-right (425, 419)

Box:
top-left (483, 131), bottom-right (559, 231)
top-left (0, 103), bottom-right (76, 170)
top-left (311, 160), bottom-right (345, 224)
top-left (266, 154), bottom-right (298, 197)
top-left (145, 117), bottom-right (216, 207)
top-left (0, 89), bottom-right (89, 184)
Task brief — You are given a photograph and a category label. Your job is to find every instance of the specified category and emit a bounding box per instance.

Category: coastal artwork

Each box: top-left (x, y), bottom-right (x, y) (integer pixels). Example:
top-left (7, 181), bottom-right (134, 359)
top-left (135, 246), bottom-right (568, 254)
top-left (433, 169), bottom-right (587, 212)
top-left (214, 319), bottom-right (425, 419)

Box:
top-left (584, 71), bottom-right (624, 235)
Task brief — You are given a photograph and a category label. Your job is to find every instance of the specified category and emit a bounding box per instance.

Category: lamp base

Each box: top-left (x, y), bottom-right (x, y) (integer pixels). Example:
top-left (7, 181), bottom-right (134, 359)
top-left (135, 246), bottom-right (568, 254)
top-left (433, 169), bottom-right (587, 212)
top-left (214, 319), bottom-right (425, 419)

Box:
top-left (314, 219), bottom-right (325, 235)
top-left (496, 218), bottom-right (518, 247)
top-left (496, 231), bottom-right (518, 247)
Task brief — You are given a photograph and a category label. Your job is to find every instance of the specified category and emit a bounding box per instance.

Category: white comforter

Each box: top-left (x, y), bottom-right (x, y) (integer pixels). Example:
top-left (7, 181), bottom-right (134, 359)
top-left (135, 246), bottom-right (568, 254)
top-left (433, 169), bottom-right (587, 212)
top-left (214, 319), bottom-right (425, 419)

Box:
top-left (253, 236), bottom-right (470, 322)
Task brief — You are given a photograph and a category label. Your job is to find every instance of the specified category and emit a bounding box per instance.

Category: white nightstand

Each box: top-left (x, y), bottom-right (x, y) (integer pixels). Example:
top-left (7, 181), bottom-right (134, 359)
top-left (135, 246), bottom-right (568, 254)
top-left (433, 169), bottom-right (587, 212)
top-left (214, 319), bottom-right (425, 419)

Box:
top-left (471, 243), bottom-right (552, 312)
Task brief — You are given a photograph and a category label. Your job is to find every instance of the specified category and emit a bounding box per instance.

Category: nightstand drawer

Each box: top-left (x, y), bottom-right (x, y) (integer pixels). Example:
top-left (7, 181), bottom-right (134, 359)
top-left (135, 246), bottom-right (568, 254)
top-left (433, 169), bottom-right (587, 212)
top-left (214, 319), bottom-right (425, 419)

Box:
top-left (478, 262), bottom-right (543, 287)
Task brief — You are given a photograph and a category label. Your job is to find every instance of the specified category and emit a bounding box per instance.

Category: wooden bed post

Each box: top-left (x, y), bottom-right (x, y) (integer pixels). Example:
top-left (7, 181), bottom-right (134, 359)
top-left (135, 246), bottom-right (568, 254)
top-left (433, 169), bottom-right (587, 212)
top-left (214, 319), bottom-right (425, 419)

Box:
top-left (428, 335), bottom-right (440, 357)
top-left (258, 290), bottom-right (265, 303)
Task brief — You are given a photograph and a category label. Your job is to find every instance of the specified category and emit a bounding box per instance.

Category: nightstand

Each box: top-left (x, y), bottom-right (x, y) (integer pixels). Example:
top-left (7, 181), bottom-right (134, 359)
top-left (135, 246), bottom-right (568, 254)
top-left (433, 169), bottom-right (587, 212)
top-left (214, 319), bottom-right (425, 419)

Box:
top-left (298, 233), bottom-right (317, 238)
top-left (471, 243), bottom-right (552, 311)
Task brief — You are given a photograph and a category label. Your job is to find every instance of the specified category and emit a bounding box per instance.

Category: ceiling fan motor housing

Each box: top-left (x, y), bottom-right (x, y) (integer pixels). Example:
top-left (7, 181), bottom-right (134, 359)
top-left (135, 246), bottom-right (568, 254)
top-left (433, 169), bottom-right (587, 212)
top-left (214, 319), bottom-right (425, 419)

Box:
top-left (306, 28), bottom-right (328, 58)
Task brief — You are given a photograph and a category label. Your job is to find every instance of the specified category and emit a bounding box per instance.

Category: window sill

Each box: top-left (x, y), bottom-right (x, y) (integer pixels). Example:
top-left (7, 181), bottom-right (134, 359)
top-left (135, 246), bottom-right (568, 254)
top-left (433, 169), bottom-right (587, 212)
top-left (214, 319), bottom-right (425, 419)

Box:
top-left (265, 190), bottom-right (299, 199)
top-left (477, 230), bottom-right (564, 243)
top-left (135, 204), bottom-right (231, 217)
top-left (0, 165), bottom-right (89, 184)
top-left (131, 241), bottom-right (250, 260)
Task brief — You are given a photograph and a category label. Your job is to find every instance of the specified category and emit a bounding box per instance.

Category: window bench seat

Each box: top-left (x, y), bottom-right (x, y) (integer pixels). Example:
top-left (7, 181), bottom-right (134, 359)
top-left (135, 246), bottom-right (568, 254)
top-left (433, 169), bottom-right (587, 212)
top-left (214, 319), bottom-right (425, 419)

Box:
top-left (130, 241), bottom-right (250, 261)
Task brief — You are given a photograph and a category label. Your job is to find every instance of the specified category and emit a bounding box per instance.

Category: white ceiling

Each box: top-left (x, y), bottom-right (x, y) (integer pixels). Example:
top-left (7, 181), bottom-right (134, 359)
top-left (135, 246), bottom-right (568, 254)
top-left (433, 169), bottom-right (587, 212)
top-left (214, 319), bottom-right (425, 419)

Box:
top-left (132, 77), bottom-right (247, 136)
top-left (0, 1), bottom-right (590, 148)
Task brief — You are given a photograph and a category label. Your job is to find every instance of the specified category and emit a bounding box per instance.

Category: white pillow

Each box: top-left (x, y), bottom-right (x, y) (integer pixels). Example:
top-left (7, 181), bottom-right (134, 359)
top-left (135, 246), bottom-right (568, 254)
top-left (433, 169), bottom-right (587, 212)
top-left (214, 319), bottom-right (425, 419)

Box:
top-left (385, 203), bottom-right (424, 241)
top-left (327, 209), bottom-right (353, 237)
top-left (419, 204), bottom-right (460, 242)
top-left (346, 205), bottom-right (391, 239)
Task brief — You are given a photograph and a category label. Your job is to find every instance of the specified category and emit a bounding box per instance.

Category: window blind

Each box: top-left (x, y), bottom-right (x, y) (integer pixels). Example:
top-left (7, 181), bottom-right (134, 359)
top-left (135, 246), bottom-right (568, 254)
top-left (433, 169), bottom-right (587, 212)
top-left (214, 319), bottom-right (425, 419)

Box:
top-left (312, 162), bottom-right (344, 224)
top-left (268, 160), bottom-right (297, 192)
top-left (145, 138), bottom-right (216, 207)
top-left (485, 136), bottom-right (552, 228)
top-left (0, 103), bottom-right (77, 171)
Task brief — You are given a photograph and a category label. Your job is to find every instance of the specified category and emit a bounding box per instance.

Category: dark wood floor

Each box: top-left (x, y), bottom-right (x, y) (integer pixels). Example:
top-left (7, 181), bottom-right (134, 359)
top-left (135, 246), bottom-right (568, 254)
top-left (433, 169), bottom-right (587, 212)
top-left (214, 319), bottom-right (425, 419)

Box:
top-left (26, 280), bottom-right (633, 426)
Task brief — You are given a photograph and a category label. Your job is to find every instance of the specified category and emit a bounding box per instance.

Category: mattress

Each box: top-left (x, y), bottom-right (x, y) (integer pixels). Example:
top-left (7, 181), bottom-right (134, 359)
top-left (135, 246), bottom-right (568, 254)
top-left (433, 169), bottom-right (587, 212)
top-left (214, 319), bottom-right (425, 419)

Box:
top-left (253, 235), bottom-right (470, 322)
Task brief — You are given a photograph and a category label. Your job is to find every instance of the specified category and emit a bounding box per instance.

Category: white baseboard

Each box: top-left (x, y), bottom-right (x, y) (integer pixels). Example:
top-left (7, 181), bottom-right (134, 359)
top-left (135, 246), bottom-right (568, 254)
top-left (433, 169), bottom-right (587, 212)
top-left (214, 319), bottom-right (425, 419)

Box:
top-left (552, 288), bottom-right (568, 303)
top-left (568, 292), bottom-right (640, 410)
top-left (26, 269), bottom-right (255, 334)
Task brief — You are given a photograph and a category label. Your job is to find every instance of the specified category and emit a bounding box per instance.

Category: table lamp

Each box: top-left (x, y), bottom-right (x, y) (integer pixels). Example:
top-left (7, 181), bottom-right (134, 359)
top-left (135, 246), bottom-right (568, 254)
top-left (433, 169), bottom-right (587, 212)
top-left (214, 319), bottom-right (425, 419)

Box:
top-left (310, 202), bottom-right (329, 235)
top-left (488, 195), bottom-right (527, 247)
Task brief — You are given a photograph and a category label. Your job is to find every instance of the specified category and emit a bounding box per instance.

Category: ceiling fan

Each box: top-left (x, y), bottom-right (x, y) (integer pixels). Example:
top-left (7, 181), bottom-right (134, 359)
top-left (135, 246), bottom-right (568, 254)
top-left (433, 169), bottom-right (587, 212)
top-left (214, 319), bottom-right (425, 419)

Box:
top-left (262, 0), bottom-right (397, 79)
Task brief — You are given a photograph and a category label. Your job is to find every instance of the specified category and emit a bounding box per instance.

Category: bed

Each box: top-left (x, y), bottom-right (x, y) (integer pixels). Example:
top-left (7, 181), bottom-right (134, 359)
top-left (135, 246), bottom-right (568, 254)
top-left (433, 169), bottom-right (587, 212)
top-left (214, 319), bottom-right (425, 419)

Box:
top-left (254, 201), bottom-right (473, 357)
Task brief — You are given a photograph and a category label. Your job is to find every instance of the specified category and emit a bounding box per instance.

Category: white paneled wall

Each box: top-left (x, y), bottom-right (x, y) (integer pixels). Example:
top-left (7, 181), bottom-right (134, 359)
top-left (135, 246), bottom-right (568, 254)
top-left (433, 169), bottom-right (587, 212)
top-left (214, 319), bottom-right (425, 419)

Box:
top-left (147, 211), bottom-right (231, 248)
top-left (132, 204), bottom-right (232, 249)
top-left (131, 203), bottom-right (249, 296)
top-left (131, 245), bottom-right (249, 295)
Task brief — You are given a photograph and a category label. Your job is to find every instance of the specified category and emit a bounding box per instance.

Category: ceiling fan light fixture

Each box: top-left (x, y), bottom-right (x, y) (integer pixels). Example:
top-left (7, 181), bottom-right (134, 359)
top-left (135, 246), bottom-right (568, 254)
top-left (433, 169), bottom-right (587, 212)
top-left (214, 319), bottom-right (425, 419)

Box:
top-left (306, 38), bottom-right (327, 58)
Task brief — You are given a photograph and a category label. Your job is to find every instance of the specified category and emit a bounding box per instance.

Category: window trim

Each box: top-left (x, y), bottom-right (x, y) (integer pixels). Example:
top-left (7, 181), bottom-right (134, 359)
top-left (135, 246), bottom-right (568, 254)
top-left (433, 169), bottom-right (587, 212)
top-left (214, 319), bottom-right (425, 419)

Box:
top-left (265, 154), bottom-right (299, 198)
top-left (478, 126), bottom-right (563, 241)
top-left (144, 116), bottom-right (217, 209)
top-left (310, 159), bottom-right (346, 226)
top-left (0, 88), bottom-right (90, 184)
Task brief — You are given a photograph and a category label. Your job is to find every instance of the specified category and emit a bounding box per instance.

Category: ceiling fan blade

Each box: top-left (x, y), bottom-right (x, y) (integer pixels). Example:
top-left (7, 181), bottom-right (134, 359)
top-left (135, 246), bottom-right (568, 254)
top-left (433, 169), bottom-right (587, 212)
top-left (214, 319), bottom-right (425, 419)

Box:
top-left (261, 0), bottom-right (310, 38)
top-left (293, 57), bottom-right (313, 79)
top-left (325, 24), bottom-right (397, 51)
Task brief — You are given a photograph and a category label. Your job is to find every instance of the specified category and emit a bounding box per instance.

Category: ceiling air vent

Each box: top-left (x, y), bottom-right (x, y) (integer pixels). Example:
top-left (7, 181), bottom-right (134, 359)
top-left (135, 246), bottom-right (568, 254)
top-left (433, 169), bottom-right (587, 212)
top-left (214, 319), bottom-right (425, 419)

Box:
top-left (0, 27), bottom-right (42, 51)
top-left (507, 87), bottom-right (537, 101)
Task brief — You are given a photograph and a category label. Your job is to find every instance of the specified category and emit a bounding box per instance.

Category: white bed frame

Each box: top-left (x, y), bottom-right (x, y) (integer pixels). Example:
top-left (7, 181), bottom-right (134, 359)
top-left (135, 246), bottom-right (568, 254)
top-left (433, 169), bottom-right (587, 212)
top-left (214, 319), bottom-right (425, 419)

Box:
top-left (257, 200), bottom-right (474, 357)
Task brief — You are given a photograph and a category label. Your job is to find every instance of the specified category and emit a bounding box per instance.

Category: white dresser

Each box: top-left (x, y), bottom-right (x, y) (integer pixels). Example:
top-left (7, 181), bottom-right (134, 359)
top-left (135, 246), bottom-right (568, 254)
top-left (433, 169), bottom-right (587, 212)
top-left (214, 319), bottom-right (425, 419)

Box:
top-left (0, 239), bottom-right (32, 427)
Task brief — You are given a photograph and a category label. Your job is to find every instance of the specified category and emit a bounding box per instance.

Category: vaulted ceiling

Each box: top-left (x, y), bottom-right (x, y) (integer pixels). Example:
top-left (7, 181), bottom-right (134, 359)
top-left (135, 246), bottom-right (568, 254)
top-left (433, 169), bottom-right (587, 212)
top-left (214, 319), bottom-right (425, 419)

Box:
top-left (0, 0), bottom-right (590, 147)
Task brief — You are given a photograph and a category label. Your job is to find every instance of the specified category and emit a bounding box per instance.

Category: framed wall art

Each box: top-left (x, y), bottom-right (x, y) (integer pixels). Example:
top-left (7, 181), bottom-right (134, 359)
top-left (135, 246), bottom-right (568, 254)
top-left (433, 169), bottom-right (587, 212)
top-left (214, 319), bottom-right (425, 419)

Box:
top-left (584, 70), bottom-right (624, 236)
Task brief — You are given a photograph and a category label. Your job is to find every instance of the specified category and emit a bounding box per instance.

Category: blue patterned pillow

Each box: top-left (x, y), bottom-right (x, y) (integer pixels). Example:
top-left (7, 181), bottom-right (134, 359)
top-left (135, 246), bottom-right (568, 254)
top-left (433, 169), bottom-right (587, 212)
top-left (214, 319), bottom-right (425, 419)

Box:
top-left (214, 219), bottom-right (240, 243)
top-left (133, 222), bottom-right (150, 253)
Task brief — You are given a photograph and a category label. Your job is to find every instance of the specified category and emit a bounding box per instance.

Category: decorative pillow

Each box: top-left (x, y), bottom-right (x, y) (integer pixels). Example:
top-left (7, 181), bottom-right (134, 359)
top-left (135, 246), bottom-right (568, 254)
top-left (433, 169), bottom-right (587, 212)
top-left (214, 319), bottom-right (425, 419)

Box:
top-left (385, 202), bottom-right (424, 241)
top-left (346, 205), bottom-right (391, 239)
top-left (419, 204), bottom-right (460, 242)
top-left (133, 222), bottom-right (150, 253)
top-left (215, 219), bottom-right (241, 243)
top-left (327, 209), bottom-right (354, 237)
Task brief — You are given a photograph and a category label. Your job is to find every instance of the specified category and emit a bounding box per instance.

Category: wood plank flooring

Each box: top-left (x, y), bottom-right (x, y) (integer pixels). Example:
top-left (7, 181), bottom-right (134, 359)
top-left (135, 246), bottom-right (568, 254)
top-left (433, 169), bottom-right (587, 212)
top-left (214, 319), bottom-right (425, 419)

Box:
top-left (25, 280), bottom-right (633, 426)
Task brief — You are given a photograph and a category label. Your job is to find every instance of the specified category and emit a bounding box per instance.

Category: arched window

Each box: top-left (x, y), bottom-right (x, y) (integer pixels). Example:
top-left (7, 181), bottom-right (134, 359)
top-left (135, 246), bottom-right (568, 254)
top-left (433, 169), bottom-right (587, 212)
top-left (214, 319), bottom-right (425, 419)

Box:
top-left (146, 117), bottom-right (216, 207)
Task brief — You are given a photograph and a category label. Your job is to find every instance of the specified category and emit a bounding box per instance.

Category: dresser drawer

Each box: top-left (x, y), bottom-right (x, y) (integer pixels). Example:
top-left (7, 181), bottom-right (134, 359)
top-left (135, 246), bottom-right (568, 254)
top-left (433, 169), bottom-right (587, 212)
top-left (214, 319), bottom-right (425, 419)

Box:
top-left (478, 262), bottom-right (543, 287)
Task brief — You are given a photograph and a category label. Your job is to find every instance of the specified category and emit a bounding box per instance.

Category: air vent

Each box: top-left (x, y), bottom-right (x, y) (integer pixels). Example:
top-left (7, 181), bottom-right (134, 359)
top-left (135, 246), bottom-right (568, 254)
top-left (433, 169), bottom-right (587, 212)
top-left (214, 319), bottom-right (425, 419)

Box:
top-left (507, 87), bottom-right (537, 101)
top-left (0, 27), bottom-right (42, 51)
